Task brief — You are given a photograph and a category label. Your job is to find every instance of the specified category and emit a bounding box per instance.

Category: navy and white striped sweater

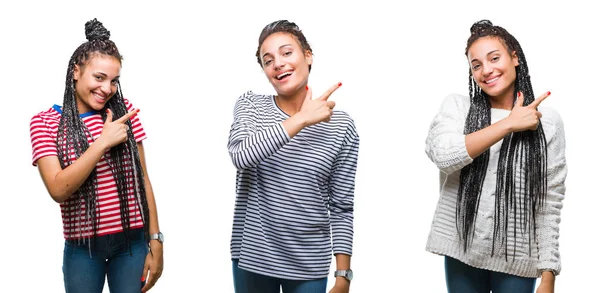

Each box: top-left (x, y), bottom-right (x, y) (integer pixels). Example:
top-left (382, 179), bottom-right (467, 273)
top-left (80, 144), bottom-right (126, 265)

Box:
top-left (228, 91), bottom-right (359, 280)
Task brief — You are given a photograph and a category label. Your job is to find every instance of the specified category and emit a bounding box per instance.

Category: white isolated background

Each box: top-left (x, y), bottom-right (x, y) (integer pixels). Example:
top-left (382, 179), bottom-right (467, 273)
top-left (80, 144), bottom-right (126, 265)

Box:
top-left (0, 0), bottom-right (597, 292)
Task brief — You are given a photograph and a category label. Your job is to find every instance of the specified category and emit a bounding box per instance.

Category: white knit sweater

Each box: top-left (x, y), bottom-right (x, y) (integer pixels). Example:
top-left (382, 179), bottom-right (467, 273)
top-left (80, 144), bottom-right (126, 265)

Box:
top-left (425, 93), bottom-right (567, 278)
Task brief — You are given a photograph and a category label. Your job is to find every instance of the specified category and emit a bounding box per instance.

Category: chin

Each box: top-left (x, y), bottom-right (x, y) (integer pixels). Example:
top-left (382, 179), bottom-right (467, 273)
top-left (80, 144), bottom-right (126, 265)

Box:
top-left (273, 84), bottom-right (297, 96)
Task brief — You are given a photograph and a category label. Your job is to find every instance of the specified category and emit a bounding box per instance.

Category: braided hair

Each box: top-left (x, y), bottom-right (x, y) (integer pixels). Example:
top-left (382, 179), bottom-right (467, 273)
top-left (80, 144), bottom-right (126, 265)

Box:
top-left (456, 20), bottom-right (548, 259)
top-left (256, 20), bottom-right (313, 72)
top-left (57, 19), bottom-right (150, 248)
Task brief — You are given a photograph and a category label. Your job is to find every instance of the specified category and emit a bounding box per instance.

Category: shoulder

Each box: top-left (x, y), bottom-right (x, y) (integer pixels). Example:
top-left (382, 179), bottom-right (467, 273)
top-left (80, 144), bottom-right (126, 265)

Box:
top-left (236, 90), bottom-right (269, 103)
top-left (332, 110), bottom-right (356, 126)
top-left (331, 110), bottom-right (359, 137)
top-left (122, 97), bottom-right (138, 111)
top-left (539, 106), bottom-right (564, 128)
top-left (539, 106), bottom-right (566, 146)
top-left (232, 91), bottom-right (273, 113)
top-left (439, 93), bottom-right (470, 111)
top-left (30, 106), bottom-right (60, 125)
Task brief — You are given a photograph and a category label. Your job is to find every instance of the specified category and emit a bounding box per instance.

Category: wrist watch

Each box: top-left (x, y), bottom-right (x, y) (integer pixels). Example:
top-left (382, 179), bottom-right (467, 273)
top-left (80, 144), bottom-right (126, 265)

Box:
top-left (334, 269), bottom-right (353, 282)
top-left (149, 232), bottom-right (164, 244)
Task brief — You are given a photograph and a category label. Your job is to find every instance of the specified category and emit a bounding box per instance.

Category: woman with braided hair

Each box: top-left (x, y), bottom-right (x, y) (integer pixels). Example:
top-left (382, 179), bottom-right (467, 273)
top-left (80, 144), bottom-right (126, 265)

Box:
top-left (227, 20), bottom-right (359, 293)
top-left (29, 19), bottom-right (163, 292)
top-left (425, 20), bottom-right (566, 293)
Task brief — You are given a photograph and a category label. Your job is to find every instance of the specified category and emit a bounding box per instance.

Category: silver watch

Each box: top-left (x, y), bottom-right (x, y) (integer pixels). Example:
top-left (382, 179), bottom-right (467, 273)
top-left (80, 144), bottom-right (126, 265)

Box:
top-left (149, 232), bottom-right (164, 244)
top-left (334, 269), bottom-right (353, 282)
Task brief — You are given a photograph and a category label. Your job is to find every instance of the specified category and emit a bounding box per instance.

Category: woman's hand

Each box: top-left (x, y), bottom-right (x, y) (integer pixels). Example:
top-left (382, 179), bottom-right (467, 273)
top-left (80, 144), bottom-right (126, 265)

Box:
top-left (141, 241), bottom-right (163, 292)
top-left (329, 278), bottom-right (350, 293)
top-left (506, 91), bottom-right (549, 132)
top-left (297, 83), bottom-right (340, 126)
top-left (97, 109), bottom-right (139, 150)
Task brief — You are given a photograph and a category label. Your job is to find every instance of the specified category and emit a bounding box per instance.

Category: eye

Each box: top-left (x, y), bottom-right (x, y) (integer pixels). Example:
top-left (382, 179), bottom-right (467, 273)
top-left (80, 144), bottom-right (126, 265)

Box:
top-left (111, 79), bottom-right (119, 85)
top-left (284, 51), bottom-right (292, 56)
top-left (491, 56), bottom-right (500, 62)
top-left (472, 64), bottom-right (481, 70)
top-left (95, 75), bottom-right (103, 81)
top-left (264, 59), bottom-right (273, 66)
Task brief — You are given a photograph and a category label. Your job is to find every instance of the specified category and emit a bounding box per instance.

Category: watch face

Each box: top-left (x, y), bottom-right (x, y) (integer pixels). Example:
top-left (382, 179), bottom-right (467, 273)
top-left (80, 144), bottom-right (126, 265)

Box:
top-left (346, 270), bottom-right (353, 281)
top-left (158, 232), bottom-right (164, 243)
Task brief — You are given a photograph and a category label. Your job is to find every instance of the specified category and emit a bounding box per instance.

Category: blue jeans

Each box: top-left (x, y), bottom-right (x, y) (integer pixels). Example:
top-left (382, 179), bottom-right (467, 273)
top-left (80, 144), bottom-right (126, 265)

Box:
top-left (232, 259), bottom-right (328, 293)
top-left (63, 228), bottom-right (148, 293)
top-left (445, 256), bottom-right (536, 293)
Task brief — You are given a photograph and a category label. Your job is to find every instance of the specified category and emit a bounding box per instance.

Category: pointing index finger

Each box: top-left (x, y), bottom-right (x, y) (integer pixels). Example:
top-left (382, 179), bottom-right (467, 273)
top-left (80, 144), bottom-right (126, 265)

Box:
top-left (115, 109), bottom-right (139, 123)
top-left (318, 82), bottom-right (342, 101)
top-left (529, 91), bottom-right (551, 109)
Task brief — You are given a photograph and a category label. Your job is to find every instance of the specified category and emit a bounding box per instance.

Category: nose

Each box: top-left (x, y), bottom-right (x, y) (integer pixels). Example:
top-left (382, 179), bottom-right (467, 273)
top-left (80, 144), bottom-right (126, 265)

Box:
top-left (274, 57), bottom-right (285, 70)
top-left (482, 62), bottom-right (493, 77)
top-left (100, 82), bottom-right (112, 96)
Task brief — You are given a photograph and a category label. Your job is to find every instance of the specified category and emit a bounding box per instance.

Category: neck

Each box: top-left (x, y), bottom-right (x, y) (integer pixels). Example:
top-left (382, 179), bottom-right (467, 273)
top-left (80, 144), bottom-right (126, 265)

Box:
top-left (275, 87), bottom-right (306, 116)
top-left (488, 86), bottom-right (515, 110)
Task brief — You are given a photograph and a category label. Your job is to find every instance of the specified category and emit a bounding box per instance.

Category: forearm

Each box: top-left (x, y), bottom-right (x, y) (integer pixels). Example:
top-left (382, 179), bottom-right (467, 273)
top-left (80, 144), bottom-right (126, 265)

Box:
top-left (334, 253), bottom-right (351, 271)
top-left (281, 113), bottom-right (308, 138)
top-left (144, 176), bottom-right (160, 235)
top-left (43, 140), bottom-right (109, 203)
top-left (465, 118), bottom-right (512, 159)
top-left (228, 123), bottom-right (291, 170)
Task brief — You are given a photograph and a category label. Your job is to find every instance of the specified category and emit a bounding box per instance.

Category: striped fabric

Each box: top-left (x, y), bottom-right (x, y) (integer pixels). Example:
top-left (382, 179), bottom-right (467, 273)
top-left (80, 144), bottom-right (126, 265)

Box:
top-left (30, 99), bottom-right (147, 239)
top-left (228, 91), bottom-right (360, 280)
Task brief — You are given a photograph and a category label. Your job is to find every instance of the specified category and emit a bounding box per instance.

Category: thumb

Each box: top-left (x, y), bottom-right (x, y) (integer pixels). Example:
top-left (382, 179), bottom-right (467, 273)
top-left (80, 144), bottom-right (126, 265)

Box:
top-left (105, 108), bottom-right (113, 123)
top-left (305, 85), bottom-right (312, 101)
top-left (141, 264), bottom-right (149, 283)
top-left (515, 92), bottom-right (524, 107)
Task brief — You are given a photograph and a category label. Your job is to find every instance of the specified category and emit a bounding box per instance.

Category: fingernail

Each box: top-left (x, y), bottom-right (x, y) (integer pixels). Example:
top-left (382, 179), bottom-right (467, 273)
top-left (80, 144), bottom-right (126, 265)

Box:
top-left (306, 86), bottom-right (309, 90)
top-left (338, 82), bottom-right (342, 87)
top-left (105, 109), bottom-right (109, 113)
top-left (547, 91), bottom-right (551, 95)
top-left (141, 276), bottom-right (145, 282)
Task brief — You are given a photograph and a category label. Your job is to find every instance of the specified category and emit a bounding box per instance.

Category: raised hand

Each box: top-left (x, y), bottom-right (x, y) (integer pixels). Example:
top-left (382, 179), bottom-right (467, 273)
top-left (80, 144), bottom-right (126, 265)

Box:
top-left (298, 82), bottom-right (341, 126)
top-left (98, 108), bottom-right (139, 149)
top-left (507, 91), bottom-right (550, 132)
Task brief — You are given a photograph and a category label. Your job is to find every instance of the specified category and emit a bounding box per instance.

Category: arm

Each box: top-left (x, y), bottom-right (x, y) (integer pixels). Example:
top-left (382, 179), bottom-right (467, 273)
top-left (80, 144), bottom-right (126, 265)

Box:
top-left (328, 123), bottom-right (359, 292)
top-left (227, 93), bottom-right (293, 170)
top-left (228, 87), bottom-right (341, 170)
top-left (36, 141), bottom-right (110, 203)
top-left (426, 92), bottom-right (547, 174)
top-left (425, 95), bottom-right (474, 174)
top-left (31, 110), bottom-right (136, 203)
top-left (465, 92), bottom-right (549, 159)
top-left (139, 142), bottom-right (163, 292)
top-left (331, 254), bottom-right (351, 292)
top-left (536, 110), bottom-right (566, 286)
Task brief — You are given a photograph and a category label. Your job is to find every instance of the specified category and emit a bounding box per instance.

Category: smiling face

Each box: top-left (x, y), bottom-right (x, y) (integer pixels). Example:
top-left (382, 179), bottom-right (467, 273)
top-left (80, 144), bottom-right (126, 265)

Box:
top-left (467, 36), bottom-right (519, 100)
top-left (259, 32), bottom-right (312, 96)
top-left (73, 54), bottom-right (121, 113)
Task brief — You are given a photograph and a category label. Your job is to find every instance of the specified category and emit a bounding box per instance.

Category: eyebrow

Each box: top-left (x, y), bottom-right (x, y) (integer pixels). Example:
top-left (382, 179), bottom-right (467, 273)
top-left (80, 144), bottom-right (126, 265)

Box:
top-left (470, 49), bottom-right (500, 63)
top-left (262, 44), bottom-right (293, 59)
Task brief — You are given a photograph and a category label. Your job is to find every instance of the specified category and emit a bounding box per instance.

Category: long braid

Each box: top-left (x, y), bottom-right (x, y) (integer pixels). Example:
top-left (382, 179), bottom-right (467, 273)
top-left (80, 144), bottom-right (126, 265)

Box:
top-left (57, 19), bottom-right (150, 250)
top-left (456, 20), bottom-right (548, 259)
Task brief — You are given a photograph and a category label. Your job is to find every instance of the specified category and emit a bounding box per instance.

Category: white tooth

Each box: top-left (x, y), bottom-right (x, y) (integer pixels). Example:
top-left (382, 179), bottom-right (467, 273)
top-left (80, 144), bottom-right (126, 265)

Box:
top-left (486, 77), bottom-right (499, 84)
top-left (277, 72), bottom-right (291, 79)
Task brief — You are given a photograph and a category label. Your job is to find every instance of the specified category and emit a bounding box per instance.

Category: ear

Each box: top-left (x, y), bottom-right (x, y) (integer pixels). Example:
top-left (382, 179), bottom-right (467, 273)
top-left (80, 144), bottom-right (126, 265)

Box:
top-left (73, 64), bottom-right (81, 81)
top-left (511, 51), bottom-right (519, 66)
top-left (305, 50), bottom-right (313, 66)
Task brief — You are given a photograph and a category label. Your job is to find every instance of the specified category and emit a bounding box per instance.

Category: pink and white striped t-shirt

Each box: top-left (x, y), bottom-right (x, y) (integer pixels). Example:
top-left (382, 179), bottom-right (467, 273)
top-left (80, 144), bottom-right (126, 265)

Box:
top-left (30, 99), bottom-right (147, 239)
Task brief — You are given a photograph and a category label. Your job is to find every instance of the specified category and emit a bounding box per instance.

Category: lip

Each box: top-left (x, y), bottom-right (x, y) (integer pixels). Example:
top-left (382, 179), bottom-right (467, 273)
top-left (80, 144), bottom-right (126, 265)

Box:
top-left (483, 74), bottom-right (501, 86)
top-left (92, 92), bottom-right (107, 103)
top-left (275, 70), bottom-right (294, 83)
